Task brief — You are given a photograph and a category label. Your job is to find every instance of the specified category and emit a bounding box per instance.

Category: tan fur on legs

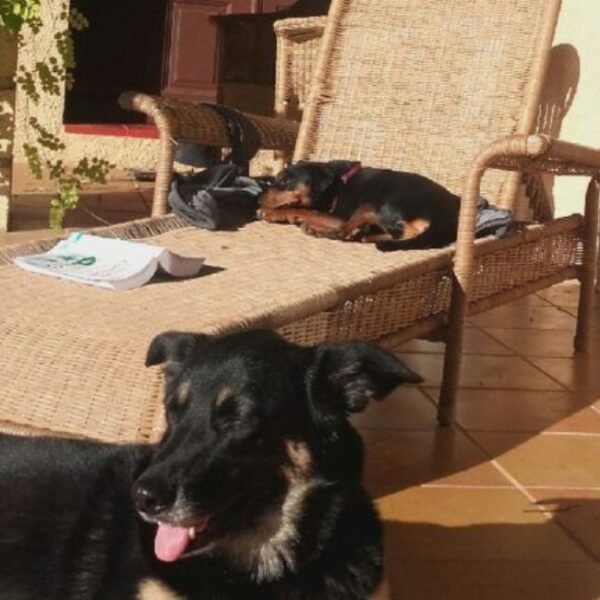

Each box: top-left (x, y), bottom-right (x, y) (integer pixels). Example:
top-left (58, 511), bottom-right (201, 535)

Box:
top-left (401, 217), bottom-right (430, 239)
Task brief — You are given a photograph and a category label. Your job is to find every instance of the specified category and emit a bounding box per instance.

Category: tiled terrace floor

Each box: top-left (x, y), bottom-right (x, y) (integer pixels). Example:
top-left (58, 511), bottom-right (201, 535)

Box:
top-left (352, 283), bottom-right (600, 599)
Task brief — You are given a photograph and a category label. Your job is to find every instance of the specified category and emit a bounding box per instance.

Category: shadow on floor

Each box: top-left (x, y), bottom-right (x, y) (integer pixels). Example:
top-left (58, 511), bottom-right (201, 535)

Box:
top-left (381, 496), bottom-right (600, 599)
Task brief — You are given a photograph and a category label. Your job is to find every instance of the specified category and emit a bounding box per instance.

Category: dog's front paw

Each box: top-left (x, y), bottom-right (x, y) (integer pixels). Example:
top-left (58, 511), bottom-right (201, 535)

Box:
top-left (300, 223), bottom-right (339, 239)
top-left (300, 222), bottom-right (322, 237)
top-left (258, 208), bottom-right (288, 223)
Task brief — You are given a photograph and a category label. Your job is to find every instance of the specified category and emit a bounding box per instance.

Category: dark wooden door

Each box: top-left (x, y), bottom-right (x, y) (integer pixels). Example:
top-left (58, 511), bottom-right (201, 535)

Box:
top-left (64, 0), bottom-right (167, 124)
top-left (258, 0), bottom-right (296, 11)
top-left (162, 0), bottom-right (256, 102)
top-left (64, 0), bottom-right (314, 123)
top-left (258, 0), bottom-right (296, 12)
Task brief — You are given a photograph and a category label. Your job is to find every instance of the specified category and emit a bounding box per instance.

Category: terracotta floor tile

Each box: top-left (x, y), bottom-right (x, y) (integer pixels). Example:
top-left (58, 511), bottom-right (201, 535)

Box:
top-left (484, 327), bottom-right (597, 358)
top-left (351, 387), bottom-right (437, 431)
top-left (378, 486), bottom-right (589, 562)
top-left (470, 432), bottom-right (600, 488)
top-left (529, 356), bottom-right (600, 391)
top-left (470, 304), bottom-right (576, 330)
top-left (493, 295), bottom-right (552, 308)
top-left (398, 353), bottom-right (563, 390)
top-left (386, 561), bottom-right (600, 600)
top-left (360, 428), bottom-right (509, 497)
top-left (537, 281), bottom-right (595, 309)
top-left (423, 388), bottom-right (600, 433)
top-left (563, 305), bottom-right (600, 330)
top-left (529, 490), bottom-right (600, 562)
top-left (394, 328), bottom-right (512, 355)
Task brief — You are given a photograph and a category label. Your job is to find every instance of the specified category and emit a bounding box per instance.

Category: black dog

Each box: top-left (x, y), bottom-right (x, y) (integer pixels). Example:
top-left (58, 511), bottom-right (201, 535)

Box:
top-left (0, 329), bottom-right (422, 599)
top-left (258, 160), bottom-right (460, 250)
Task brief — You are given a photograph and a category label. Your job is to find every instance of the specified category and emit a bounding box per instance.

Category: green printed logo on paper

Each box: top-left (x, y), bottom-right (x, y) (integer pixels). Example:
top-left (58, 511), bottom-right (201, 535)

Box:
top-left (57, 254), bottom-right (96, 266)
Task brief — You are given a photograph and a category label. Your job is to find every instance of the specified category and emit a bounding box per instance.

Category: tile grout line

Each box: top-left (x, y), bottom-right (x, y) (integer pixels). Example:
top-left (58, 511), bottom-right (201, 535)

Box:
top-left (479, 326), bottom-right (577, 392)
top-left (541, 431), bottom-right (600, 437)
top-left (459, 425), bottom-right (600, 564)
top-left (418, 386), bottom-right (599, 439)
top-left (514, 351), bottom-right (599, 396)
top-left (423, 483), bottom-right (600, 491)
top-left (406, 321), bottom-right (577, 393)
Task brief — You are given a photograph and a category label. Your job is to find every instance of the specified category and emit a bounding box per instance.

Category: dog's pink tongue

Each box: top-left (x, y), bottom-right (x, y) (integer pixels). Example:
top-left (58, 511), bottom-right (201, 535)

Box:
top-left (154, 524), bottom-right (190, 562)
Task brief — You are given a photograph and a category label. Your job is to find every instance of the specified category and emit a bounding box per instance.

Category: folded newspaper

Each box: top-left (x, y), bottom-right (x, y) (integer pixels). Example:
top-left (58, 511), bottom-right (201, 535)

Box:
top-left (14, 233), bottom-right (205, 290)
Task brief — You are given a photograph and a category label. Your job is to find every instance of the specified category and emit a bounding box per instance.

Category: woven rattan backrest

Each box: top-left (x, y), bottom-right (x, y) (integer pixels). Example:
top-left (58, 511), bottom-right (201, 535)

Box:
top-left (294, 0), bottom-right (561, 209)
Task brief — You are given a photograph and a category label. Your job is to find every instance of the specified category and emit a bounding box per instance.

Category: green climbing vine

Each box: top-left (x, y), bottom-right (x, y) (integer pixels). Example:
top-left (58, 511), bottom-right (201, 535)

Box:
top-left (1, 0), bottom-right (114, 229)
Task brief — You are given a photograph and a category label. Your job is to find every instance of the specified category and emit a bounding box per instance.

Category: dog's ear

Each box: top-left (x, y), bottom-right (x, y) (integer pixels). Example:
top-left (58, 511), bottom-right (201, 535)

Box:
top-left (306, 342), bottom-right (422, 425)
top-left (307, 166), bottom-right (337, 203)
top-left (325, 160), bottom-right (360, 176)
top-left (145, 331), bottom-right (208, 367)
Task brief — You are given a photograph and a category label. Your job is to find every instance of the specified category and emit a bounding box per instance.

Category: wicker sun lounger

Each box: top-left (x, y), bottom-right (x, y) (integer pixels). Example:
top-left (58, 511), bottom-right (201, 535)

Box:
top-left (1, 0), bottom-right (598, 443)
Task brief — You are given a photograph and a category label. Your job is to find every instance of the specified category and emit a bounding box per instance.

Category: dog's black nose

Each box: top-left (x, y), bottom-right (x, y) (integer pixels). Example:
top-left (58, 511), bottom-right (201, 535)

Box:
top-left (133, 481), bottom-right (175, 517)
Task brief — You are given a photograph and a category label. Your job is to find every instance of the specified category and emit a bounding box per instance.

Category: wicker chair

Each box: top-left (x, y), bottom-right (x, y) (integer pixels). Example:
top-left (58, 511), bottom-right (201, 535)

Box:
top-left (1, 0), bottom-right (598, 442)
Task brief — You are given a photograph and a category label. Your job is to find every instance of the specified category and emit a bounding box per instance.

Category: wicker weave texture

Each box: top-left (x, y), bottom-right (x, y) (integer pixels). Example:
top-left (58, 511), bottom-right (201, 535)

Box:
top-left (1, 321), bottom-right (163, 441)
top-left (119, 93), bottom-right (299, 151)
top-left (274, 17), bottom-right (327, 119)
top-left (470, 226), bottom-right (582, 304)
top-left (0, 219), bottom-right (453, 441)
top-left (295, 0), bottom-right (559, 209)
top-left (0, 213), bottom-right (583, 442)
top-left (278, 269), bottom-right (452, 345)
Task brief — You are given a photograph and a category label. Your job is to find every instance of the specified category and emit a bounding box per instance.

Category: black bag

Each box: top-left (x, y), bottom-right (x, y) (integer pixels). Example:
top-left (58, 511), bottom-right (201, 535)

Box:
top-left (169, 103), bottom-right (273, 230)
top-left (169, 165), bottom-right (272, 231)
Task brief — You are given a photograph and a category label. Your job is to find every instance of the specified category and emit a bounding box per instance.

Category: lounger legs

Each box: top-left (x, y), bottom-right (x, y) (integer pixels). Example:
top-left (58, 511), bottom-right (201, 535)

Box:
top-left (596, 190), bottom-right (600, 294)
top-left (575, 177), bottom-right (600, 352)
top-left (438, 279), bottom-right (467, 426)
top-left (153, 138), bottom-right (175, 217)
top-left (437, 152), bottom-right (485, 426)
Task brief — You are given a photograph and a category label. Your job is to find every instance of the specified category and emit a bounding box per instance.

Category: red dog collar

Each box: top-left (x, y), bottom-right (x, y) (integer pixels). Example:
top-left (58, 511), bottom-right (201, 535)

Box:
top-left (340, 162), bottom-right (362, 183)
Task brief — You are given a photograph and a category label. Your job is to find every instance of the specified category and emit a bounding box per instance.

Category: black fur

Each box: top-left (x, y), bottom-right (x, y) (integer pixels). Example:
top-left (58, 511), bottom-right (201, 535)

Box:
top-left (267, 161), bottom-right (460, 250)
top-left (0, 329), bottom-right (421, 599)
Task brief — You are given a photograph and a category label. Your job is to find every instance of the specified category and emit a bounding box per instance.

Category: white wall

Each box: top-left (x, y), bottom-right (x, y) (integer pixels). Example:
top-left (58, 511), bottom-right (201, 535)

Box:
top-left (549, 0), bottom-right (600, 217)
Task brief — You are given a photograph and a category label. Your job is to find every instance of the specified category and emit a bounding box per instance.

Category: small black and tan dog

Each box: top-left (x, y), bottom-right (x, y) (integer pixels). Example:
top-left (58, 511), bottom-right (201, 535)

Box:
top-left (0, 329), bottom-right (422, 599)
top-left (259, 160), bottom-right (460, 250)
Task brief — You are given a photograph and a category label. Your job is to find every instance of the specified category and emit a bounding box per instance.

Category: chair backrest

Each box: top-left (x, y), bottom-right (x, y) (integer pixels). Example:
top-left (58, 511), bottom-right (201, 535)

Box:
top-left (294, 0), bottom-right (561, 209)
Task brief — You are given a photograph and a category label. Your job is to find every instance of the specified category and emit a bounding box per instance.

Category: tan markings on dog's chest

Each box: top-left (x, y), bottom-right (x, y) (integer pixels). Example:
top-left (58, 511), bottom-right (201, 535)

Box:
top-left (256, 440), bottom-right (318, 580)
top-left (221, 439), bottom-right (319, 582)
top-left (137, 579), bottom-right (186, 600)
top-left (283, 438), bottom-right (313, 482)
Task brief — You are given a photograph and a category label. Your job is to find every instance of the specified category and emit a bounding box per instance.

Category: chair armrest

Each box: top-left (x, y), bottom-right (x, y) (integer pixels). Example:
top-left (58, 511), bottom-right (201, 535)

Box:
top-left (119, 92), bottom-right (299, 152)
top-left (459, 133), bottom-right (600, 239)
top-left (274, 16), bottom-right (327, 39)
top-left (455, 133), bottom-right (600, 293)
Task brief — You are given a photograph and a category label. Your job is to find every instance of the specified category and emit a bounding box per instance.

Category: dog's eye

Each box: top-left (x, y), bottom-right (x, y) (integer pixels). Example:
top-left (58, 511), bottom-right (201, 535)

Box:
top-left (212, 391), bottom-right (242, 430)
